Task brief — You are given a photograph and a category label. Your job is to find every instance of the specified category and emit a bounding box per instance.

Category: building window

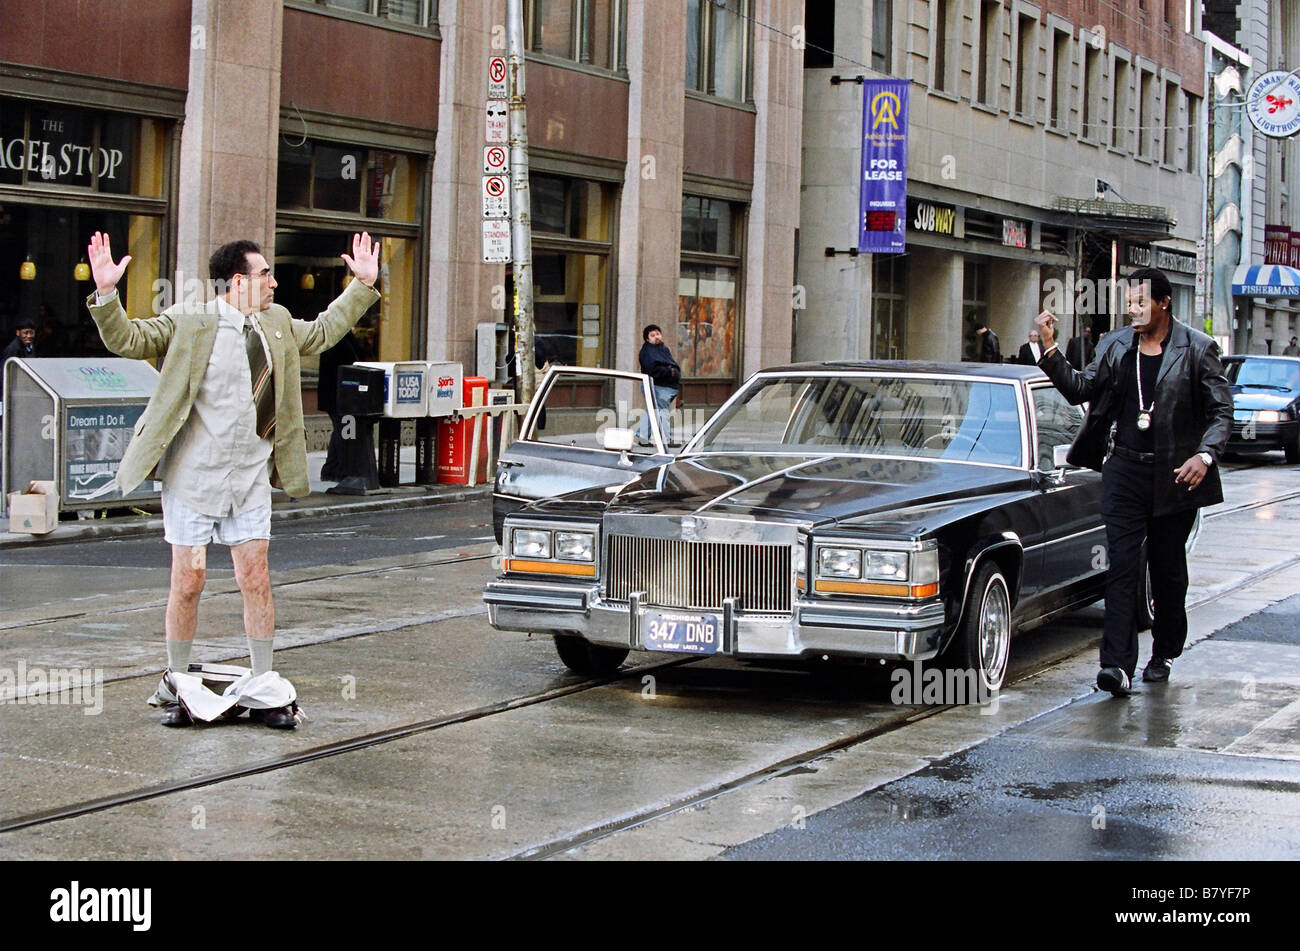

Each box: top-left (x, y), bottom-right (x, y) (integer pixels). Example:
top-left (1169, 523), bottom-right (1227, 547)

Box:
top-left (1082, 43), bottom-right (1100, 138)
top-left (804, 2), bottom-right (833, 68)
top-left (679, 196), bottom-right (743, 380)
top-left (276, 137), bottom-right (425, 381)
top-left (1138, 69), bottom-right (1155, 157)
top-left (1112, 59), bottom-right (1130, 150)
top-left (977, 1), bottom-right (1000, 105)
top-left (687, 0), bottom-right (752, 101)
top-left (962, 259), bottom-right (990, 361)
top-left (1185, 91), bottom-right (1200, 173)
top-left (527, 173), bottom-right (617, 368)
top-left (871, 255), bottom-right (906, 359)
top-left (1163, 81), bottom-right (1178, 165)
top-left (871, 0), bottom-right (893, 73)
top-left (526, 0), bottom-right (624, 70)
top-left (321, 0), bottom-right (436, 28)
top-left (0, 99), bottom-right (173, 358)
top-left (1015, 14), bottom-right (1036, 117)
top-left (932, 0), bottom-right (957, 93)
top-left (1050, 29), bottom-right (1070, 130)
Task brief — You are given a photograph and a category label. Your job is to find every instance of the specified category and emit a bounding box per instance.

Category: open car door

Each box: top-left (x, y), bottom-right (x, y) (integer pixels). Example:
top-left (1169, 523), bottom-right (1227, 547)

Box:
top-left (492, 366), bottom-right (673, 541)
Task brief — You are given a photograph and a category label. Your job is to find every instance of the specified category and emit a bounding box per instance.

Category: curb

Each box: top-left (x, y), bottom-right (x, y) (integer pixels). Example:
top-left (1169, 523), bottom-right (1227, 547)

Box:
top-left (1, 484), bottom-right (492, 549)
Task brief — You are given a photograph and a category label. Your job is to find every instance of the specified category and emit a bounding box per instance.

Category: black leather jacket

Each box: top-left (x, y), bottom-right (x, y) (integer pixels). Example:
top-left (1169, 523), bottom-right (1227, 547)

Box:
top-left (1037, 320), bottom-right (1234, 515)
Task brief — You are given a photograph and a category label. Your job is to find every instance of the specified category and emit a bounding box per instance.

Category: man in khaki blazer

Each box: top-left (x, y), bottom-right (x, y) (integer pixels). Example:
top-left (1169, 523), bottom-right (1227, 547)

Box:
top-left (87, 231), bottom-right (380, 728)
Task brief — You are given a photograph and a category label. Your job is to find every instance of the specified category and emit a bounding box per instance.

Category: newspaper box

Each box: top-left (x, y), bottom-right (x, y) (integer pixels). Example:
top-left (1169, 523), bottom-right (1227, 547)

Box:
top-left (436, 377), bottom-right (489, 484)
top-left (2, 357), bottom-right (160, 513)
top-left (355, 361), bottom-right (428, 418)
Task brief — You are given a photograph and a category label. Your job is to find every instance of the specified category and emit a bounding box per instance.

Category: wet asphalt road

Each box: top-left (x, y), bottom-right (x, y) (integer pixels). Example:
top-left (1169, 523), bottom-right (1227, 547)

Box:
top-left (723, 592), bottom-right (1300, 860)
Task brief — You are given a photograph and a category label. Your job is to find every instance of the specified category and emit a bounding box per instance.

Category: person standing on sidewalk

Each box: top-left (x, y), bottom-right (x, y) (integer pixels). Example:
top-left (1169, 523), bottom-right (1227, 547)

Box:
top-left (1035, 267), bottom-right (1233, 697)
top-left (86, 231), bottom-right (380, 727)
top-left (636, 324), bottom-right (681, 446)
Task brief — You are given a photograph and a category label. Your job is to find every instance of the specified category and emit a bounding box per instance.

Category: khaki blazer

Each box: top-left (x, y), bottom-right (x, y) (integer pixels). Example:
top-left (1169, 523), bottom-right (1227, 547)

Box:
top-left (87, 280), bottom-right (380, 500)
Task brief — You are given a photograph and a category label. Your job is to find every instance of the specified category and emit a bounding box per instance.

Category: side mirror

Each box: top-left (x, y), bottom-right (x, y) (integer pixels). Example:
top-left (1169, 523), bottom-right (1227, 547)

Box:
top-left (1052, 445), bottom-right (1071, 469)
top-left (603, 427), bottom-right (635, 451)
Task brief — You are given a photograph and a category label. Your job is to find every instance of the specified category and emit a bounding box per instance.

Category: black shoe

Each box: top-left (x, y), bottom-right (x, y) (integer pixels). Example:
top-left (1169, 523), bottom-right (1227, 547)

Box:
top-left (1142, 657), bottom-right (1172, 683)
top-left (1096, 666), bottom-right (1132, 696)
top-left (160, 702), bottom-right (192, 727)
top-left (248, 702), bottom-right (301, 729)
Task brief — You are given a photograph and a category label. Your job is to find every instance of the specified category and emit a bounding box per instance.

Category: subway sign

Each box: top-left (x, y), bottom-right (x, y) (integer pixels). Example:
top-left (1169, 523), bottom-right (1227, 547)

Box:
top-left (908, 198), bottom-right (958, 236)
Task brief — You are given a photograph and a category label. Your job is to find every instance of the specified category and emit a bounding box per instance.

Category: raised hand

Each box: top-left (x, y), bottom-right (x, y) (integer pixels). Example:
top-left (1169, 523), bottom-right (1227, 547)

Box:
top-left (340, 232), bottom-right (381, 288)
top-left (1035, 310), bottom-right (1059, 350)
top-left (88, 232), bottom-right (131, 297)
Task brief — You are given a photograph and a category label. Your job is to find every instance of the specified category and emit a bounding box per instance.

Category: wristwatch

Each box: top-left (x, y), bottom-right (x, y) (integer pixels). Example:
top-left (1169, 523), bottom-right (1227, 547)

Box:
top-left (1198, 451), bottom-right (1213, 467)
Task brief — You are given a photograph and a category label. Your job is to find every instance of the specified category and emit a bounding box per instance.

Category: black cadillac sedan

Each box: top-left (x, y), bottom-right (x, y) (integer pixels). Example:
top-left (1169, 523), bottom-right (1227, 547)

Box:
top-left (486, 362), bottom-right (1117, 699)
top-left (1223, 355), bottom-right (1300, 463)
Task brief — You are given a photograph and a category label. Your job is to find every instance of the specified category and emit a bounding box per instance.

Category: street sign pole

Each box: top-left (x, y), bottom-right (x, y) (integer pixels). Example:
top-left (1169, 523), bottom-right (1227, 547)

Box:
top-left (506, 0), bottom-right (536, 405)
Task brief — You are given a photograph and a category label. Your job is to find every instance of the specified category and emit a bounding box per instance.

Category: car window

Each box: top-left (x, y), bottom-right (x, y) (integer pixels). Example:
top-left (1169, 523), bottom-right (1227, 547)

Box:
top-left (1227, 359), bottom-right (1300, 391)
top-left (697, 375), bottom-right (1024, 466)
top-left (525, 371), bottom-right (657, 451)
top-left (1032, 385), bottom-right (1084, 469)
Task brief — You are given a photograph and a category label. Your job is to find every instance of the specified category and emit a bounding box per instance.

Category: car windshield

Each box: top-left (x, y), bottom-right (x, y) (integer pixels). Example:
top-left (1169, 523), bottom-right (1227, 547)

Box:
top-left (1228, 359), bottom-right (1300, 392)
top-left (694, 374), bottom-right (1024, 466)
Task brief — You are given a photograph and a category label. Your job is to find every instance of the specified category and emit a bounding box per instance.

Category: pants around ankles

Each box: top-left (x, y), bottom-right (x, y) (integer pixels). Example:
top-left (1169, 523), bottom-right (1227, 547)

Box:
top-left (1099, 452), bottom-right (1198, 677)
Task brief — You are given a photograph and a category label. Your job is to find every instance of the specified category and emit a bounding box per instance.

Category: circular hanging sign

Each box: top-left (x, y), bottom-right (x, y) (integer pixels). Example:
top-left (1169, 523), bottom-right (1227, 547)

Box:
top-left (1245, 70), bottom-right (1300, 138)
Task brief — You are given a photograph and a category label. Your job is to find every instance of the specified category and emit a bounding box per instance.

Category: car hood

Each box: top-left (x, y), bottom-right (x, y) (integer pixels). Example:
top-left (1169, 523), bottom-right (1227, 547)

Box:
top-left (526, 453), bottom-right (1028, 527)
top-left (1230, 388), bottom-right (1298, 411)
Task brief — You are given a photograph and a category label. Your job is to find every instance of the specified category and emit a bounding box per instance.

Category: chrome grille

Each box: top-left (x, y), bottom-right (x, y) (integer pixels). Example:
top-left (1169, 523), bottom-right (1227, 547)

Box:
top-left (605, 535), bottom-right (793, 613)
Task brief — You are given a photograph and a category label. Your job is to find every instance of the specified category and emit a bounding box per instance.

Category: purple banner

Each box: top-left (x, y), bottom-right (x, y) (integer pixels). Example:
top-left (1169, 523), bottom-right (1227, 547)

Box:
top-left (858, 79), bottom-right (909, 254)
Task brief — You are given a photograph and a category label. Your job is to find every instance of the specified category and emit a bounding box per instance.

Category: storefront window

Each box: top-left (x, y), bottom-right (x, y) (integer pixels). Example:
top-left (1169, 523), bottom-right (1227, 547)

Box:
top-left (962, 258), bottom-right (991, 361)
top-left (0, 99), bottom-right (171, 358)
top-left (872, 254), bottom-right (906, 359)
top-left (275, 136), bottom-right (425, 400)
top-left (526, 173), bottom-right (617, 370)
top-left (679, 195), bottom-right (743, 380)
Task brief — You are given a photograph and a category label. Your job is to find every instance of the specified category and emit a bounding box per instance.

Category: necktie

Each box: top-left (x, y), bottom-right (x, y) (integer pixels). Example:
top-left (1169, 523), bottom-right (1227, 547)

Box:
top-left (243, 317), bottom-right (275, 439)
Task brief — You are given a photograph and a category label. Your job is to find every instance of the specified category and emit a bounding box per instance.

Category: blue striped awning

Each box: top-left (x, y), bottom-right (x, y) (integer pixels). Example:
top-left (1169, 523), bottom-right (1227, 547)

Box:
top-left (1231, 263), bottom-right (1300, 297)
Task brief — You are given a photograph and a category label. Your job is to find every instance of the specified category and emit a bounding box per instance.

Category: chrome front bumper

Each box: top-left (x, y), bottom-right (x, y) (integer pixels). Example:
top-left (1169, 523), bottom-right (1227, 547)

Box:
top-left (484, 578), bottom-right (946, 661)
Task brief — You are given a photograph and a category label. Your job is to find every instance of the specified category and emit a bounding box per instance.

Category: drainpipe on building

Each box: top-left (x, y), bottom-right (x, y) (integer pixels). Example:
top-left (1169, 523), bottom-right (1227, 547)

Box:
top-left (507, 0), bottom-right (537, 404)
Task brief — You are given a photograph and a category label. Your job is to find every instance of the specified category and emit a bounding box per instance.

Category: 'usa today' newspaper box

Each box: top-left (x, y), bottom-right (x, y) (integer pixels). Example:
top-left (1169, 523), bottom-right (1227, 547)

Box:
top-left (355, 362), bottom-right (428, 418)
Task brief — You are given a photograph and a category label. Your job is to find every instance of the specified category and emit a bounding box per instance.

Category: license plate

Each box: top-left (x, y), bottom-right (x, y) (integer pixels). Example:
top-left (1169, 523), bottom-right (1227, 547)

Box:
top-left (643, 609), bottom-right (721, 655)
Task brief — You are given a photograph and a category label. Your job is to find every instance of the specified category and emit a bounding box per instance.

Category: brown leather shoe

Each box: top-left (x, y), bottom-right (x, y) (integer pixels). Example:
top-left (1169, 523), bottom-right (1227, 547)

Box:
top-left (248, 702), bottom-right (300, 729)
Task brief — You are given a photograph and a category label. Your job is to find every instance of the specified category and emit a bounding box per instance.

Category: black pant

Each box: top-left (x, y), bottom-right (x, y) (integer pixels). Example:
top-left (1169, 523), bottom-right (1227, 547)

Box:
top-left (1099, 453), bottom-right (1198, 676)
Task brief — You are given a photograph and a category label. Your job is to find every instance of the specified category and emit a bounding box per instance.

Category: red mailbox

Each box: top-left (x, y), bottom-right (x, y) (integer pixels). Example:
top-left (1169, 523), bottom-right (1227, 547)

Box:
top-left (436, 376), bottom-right (490, 484)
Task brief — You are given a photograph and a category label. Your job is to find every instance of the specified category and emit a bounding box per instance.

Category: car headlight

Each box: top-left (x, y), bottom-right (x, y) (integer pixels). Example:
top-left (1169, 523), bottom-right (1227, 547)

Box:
top-left (812, 542), bottom-right (940, 598)
top-left (818, 547), bottom-right (861, 579)
top-left (862, 550), bottom-right (908, 581)
top-left (504, 524), bottom-right (599, 578)
top-left (1254, 410), bottom-right (1282, 423)
top-left (555, 531), bottom-right (595, 562)
top-left (511, 529), bottom-right (551, 559)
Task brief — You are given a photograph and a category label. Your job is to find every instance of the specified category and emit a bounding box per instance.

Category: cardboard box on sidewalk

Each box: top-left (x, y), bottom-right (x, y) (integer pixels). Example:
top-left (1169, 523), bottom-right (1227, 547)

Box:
top-left (7, 480), bottom-right (58, 534)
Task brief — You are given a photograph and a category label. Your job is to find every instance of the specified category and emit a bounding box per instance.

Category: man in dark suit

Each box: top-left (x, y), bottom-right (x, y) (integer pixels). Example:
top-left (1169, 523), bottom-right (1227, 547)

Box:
top-left (1066, 325), bottom-right (1094, 368)
top-left (1, 318), bottom-right (38, 362)
top-left (1016, 329), bottom-right (1042, 366)
top-left (974, 322), bottom-right (1001, 363)
top-left (1036, 268), bottom-right (1232, 697)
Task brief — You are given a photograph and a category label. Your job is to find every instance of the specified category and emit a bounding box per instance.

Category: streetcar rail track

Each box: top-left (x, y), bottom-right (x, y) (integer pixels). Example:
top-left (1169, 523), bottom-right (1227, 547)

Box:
top-left (3, 481), bottom-right (1297, 845)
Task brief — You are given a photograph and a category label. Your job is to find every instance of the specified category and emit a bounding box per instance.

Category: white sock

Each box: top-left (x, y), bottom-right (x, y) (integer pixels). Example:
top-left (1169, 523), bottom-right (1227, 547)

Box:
top-left (166, 639), bottom-right (192, 672)
top-left (247, 636), bottom-right (273, 676)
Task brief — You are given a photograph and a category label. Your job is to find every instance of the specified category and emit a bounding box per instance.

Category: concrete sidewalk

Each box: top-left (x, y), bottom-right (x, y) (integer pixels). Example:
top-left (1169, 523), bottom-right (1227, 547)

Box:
top-left (1, 447), bottom-right (491, 548)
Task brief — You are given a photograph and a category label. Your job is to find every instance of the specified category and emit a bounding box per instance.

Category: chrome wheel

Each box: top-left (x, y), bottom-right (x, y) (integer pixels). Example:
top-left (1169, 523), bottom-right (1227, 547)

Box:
top-left (977, 572), bottom-right (1011, 692)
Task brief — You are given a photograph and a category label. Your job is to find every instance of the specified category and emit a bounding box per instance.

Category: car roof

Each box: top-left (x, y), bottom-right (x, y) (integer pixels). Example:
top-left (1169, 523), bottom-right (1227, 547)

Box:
top-left (1224, 354), bottom-right (1300, 362)
top-left (755, 360), bottom-right (1048, 380)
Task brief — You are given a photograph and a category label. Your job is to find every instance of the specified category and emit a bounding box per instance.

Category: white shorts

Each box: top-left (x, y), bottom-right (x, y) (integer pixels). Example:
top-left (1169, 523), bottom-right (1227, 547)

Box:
top-left (162, 494), bottom-right (271, 547)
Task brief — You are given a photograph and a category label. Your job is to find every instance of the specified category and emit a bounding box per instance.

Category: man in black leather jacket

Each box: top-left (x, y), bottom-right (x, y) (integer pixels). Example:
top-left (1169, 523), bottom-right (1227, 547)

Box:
top-left (1035, 267), bottom-right (1233, 697)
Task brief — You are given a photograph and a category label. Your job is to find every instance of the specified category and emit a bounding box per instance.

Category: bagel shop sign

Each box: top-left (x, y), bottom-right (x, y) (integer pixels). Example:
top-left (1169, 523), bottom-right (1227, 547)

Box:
top-left (0, 102), bottom-right (132, 189)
